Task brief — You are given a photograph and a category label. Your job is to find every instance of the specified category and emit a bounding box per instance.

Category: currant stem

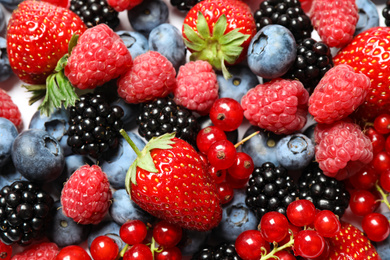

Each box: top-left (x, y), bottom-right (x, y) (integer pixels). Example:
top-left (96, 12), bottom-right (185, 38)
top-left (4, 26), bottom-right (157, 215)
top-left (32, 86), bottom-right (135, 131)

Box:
top-left (376, 182), bottom-right (390, 210)
top-left (234, 131), bottom-right (260, 148)
top-left (119, 244), bottom-right (129, 257)
top-left (120, 129), bottom-right (142, 157)
top-left (260, 232), bottom-right (295, 260)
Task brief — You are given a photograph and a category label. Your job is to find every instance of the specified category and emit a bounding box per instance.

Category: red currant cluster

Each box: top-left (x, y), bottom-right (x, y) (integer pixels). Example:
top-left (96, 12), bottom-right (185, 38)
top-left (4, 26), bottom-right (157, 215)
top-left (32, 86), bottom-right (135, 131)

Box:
top-left (234, 199), bottom-right (341, 259)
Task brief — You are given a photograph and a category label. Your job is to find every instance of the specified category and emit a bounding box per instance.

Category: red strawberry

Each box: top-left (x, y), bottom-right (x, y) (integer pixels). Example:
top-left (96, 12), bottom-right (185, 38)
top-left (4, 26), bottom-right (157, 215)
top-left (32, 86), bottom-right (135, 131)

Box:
top-left (327, 222), bottom-right (381, 259)
top-left (121, 131), bottom-right (222, 231)
top-left (41, 0), bottom-right (70, 8)
top-left (182, 0), bottom-right (256, 78)
top-left (334, 27), bottom-right (390, 122)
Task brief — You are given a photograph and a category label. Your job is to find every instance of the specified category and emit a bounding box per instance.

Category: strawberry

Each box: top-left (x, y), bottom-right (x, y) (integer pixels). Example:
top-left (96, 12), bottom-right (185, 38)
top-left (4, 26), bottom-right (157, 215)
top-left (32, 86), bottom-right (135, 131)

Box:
top-left (334, 27), bottom-right (390, 122)
top-left (182, 0), bottom-right (256, 79)
top-left (327, 221), bottom-right (381, 259)
top-left (121, 131), bottom-right (222, 231)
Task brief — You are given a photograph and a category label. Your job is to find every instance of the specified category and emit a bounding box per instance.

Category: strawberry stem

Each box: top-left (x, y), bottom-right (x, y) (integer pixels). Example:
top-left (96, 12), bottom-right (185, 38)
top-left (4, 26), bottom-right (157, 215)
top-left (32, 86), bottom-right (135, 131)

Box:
top-left (119, 129), bottom-right (142, 157)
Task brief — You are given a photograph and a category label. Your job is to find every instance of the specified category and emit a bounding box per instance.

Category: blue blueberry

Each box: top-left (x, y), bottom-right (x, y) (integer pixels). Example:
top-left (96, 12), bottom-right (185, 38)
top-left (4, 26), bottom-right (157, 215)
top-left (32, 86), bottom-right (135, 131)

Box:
top-left (109, 189), bottom-right (155, 226)
top-left (0, 0), bottom-right (23, 10)
top-left (101, 131), bottom-right (146, 189)
top-left (12, 129), bottom-right (65, 183)
top-left (148, 23), bottom-right (186, 71)
top-left (179, 229), bottom-right (211, 256)
top-left (47, 201), bottom-right (91, 247)
top-left (0, 118), bottom-right (18, 168)
top-left (374, 211), bottom-right (390, 260)
top-left (355, 0), bottom-right (379, 36)
top-left (127, 0), bottom-right (169, 36)
top-left (0, 162), bottom-right (26, 189)
top-left (241, 126), bottom-right (283, 167)
top-left (116, 30), bottom-right (149, 58)
top-left (110, 98), bottom-right (140, 131)
top-left (0, 37), bottom-right (13, 82)
top-left (0, 7), bottom-right (5, 35)
top-left (303, 123), bottom-right (317, 146)
top-left (276, 133), bottom-right (315, 171)
top-left (247, 24), bottom-right (297, 79)
top-left (211, 189), bottom-right (258, 243)
top-left (217, 65), bottom-right (260, 103)
top-left (87, 221), bottom-right (126, 252)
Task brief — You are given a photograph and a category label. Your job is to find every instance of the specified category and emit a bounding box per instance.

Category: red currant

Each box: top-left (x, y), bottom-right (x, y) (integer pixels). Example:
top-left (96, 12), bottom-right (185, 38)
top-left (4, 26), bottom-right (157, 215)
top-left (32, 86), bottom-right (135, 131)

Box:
top-left (349, 190), bottom-right (379, 217)
top-left (278, 223), bottom-right (301, 249)
top-left (153, 220), bottom-right (182, 248)
top-left (235, 230), bottom-right (270, 260)
top-left (54, 245), bottom-right (91, 260)
top-left (0, 241), bottom-right (12, 260)
top-left (286, 199), bottom-right (316, 227)
top-left (386, 134), bottom-right (390, 154)
top-left (123, 244), bottom-right (153, 260)
top-left (313, 210), bottom-right (340, 238)
top-left (365, 127), bottom-right (386, 154)
top-left (209, 98), bottom-right (244, 132)
top-left (227, 152), bottom-right (254, 180)
top-left (274, 250), bottom-right (296, 260)
top-left (260, 211), bottom-right (289, 243)
top-left (208, 166), bottom-right (227, 184)
top-left (371, 151), bottom-right (390, 174)
top-left (120, 220), bottom-right (148, 245)
top-left (374, 113), bottom-right (390, 134)
top-left (207, 139), bottom-right (237, 170)
top-left (196, 126), bottom-right (227, 154)
top-left (225, 173), bottom-right (249, 189)
top-left (154, 246), bottom-right (182, 260)
top-left (362, 213), bottom-right (390, 242)
top-left (216, 182), bottom-right (234, 204)
top-left (349, 165), bottom-right (378, 190)
top-left (380, 169), bottom-right (390, 192)
top-left (90, 236), bottom-right (119, 260)
top-left (293, 230), bottom-right (325, 258)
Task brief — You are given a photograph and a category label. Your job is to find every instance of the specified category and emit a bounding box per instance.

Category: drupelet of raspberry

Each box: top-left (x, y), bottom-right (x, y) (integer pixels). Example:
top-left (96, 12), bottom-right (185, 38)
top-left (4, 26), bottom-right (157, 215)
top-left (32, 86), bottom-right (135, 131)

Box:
top-left (11, 242), bottom-right (59, 260)
top-left (0, 89), bottom-right (21, 128)
top-left (241, 78), bottom-right (309, 135)
top-left (309, 64), bottom-right (371, 124)
top-left (107, 0), bottom-right (143, 11)
top-left (64, 23), bottom-right (132, 90)
top-left (61, 164), bottom-right (112, 225)
top-left (117, 51), bottom-right (177, 104)
top-left (314, 119), bottom-right (373, 180)
top-left (173, 60), bottom-right (219, 115)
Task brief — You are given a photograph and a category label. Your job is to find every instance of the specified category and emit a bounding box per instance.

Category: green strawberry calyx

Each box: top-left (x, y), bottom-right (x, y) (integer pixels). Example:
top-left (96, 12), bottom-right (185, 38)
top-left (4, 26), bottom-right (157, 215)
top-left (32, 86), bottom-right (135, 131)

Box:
top-left (183, 11), bottom-right (250, 79)
top-left (120, 130), bottom-right (176, 198)
top-left (23, 34), bottom-right (80, 117)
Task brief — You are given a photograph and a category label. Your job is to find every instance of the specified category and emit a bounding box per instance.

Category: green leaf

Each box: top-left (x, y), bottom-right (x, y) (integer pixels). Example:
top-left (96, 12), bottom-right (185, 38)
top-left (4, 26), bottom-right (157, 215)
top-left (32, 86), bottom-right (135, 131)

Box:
top-left (183, 24), bottom-right (206, 46)
top-left (125, 161), bottom-right (137, 198)
top-left (196, 12), bottom-right (211, 40)
top-left (212, 14), bottom-right (227, 39)
top-left (138, 152), bottom-right (158, 173)
top-left (219, 28), bottom-right (250, 46)
top-left (22, 84), bottom-right (46, 105)
top-left (55, 54), bottom-right (69, 72)
top-left (68, 34), bottom-right (79, 55)
top-left (145, 133), bottom-right (176, 151)
top-left (55, 71), bottom-right (78, 107)
top-left (183, 38), bottom-right (206, 52)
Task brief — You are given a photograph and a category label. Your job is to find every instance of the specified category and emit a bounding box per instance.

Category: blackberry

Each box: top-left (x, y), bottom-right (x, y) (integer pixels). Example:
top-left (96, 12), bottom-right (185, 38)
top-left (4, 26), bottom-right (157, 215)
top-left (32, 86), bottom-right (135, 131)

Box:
top-left (67, 93), bottom-right (124, 159)
top-left (245, 162), bottom-right (298, 219)
top-left (192, 243), bottom-right (241, 260)
top-left (383, 1), bottom-right (390, 27)
top-left (170, 0), bottom-right (202, 12)
top-left (69, 0), bottom-right (119, 30)
top-left (0, 181), bottom-right (54, 245)
top-left (298, 162), bottom-right (350, 217)
top-left (137, 97), bottom-right (200, 147)
top-left (253, 0), bottom-right (313, 43)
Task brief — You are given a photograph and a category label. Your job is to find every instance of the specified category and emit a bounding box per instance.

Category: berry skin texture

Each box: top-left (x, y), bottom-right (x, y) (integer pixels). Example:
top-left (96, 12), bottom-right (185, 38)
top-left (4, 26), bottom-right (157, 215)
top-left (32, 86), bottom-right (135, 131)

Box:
top-left (0, 89), bottom-right (21, 128)
top-left (0, 118), bottom-right (18, 168)
top-left (209, 98), bottom-right (244, 132)
top-left (61, 164), bottom-right (112, 225)
top-left (12, 242), bottom-right (59, 260)
top-left (90, 235), bottom-right (119, 260)
top-left (308, 64), bottom-right (371, 124)
top-left (107, 0), bottom-right (143, 11)
top-left (241, 79), bottom-right (309, 135)
top-left (118, 51), bottom-right (176, 104)
top-left (310, 0), bottom-right (358, 48)
top-left (64, 23), bottom-right (132, 90)
top-left (314, 119), bottom-right (373, 180)
top-left (362, 213), bottom-right (390, 242)
top-left (259, 211), bottom-right (289, 243)
top-left (293, 230), bottom-right (325, 258)
top-left (174, 60), bottom-right (219, 115)
top-left (235, 230), bottom-right (270, 260)
top-left (54, 245), bottom-right (91, 260)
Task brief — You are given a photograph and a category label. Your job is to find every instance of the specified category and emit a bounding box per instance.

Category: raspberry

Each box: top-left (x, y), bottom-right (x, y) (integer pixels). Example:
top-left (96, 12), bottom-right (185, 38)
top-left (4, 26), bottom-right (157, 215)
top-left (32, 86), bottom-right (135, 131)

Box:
top-left (241, 79), bottom-right (309, 135)
top-left (117, 51), bottom-right (176, 104)
top-left (11, 242), bottom-right (59, 260)
top-left (0, 89), bottom-right (21, 128)
top-left (107, 0), bottom-right (143, 11)
top-left (173, 60), bottom-right (219, 115)
top-left (61, 165), bottom-right (112, 225)
top-left (314, 119), bottom-right (373, 180)
top-left (309, 0), bottom-right (358, 48)
top-left (308, 64), bottom-right (371, 124)
top-left (64, 24), bottom-right (132, 90)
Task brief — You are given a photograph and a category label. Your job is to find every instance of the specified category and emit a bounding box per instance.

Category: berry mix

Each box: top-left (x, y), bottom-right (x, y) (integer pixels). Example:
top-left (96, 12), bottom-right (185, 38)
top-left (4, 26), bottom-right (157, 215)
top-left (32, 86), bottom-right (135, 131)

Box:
top-left (1, 0), bottom-right (390, 259)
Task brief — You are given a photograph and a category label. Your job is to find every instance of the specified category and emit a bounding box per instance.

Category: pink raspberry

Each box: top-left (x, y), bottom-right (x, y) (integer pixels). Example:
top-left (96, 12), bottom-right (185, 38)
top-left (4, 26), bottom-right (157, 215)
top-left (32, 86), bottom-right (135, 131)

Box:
top-left (117, 51), bottom-right (176, 104)
top-left (64, 24), bottom-right (132, 90)
top-left (173, 60), bottom-right (219, 115)
top-left (309, 64), bottom-right (371, 124)
top-left (315, 119), bottom-right (373, 180)
top-left (11, 242), bottom-right (59, 260)
top-left (61, 164), bottom-right (112, 225)
top-left (0, 89), bottom-right (22, 128)
top-left (107, 0), bottom-right (143, 11)
top-left (309, 0), bottom-right (358, 48)
top-left (241, 79), bottom-right (309, 135)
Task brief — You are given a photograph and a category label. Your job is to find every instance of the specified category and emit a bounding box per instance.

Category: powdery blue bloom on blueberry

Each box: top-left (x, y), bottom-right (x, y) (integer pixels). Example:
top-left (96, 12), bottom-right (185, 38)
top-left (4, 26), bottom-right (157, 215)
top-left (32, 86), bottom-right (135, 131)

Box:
top-left (116, 31), bottom-right (149, 58)
top-left (0, 118), bottom-right (18, 167)
top-left (355, 0), bottom-right (379, 36)
top-left (0, 0), bottom-right (23, 10)
top-left (0, 37), bottom-right (13, 82)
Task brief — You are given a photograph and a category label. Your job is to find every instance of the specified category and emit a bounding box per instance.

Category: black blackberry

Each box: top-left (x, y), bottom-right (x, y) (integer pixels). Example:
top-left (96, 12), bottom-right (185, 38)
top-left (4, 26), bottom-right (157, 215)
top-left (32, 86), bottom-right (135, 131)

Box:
top-left (284, 38), bottom-right (334, 93)
top-left (67, 93), bottom-right (124, 159)
top-left (383, 1), bottom-right (390, 27)
top-left (70, 0), bottom-right (119, 30)
top-left (0, 181), bottom-right (54, 245)
top-left (298, 162), bottom-right (350, 217)
top-left (253, 0), bottom-right (313, 43)
top-left (137, 97), bottom-right (200, 147)
top-left (192, 243), bottom-right (242, 260)
top-left (245, 162), bottom-right (298, 219)
top-left (170, 0), bottom-right (202, 12)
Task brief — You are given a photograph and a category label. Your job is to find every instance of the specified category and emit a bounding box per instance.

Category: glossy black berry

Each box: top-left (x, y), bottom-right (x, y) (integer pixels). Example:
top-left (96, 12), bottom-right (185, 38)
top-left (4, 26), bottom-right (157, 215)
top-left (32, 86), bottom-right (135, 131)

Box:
top-left (192, 243), bottom-right (242, 260)
top-left (170, 0), bottom-right (202, 12)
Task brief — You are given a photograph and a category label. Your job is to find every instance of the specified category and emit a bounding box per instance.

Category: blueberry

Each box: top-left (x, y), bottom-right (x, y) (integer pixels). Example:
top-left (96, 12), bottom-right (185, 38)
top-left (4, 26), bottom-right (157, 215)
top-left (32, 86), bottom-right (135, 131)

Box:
top-left (46, 201), bottom-right (91, 247)
top-left (148, 23), bottom-right (186, 71)
top-left (355, 0), bottom-right (379, 36)
top-left (241, 126), bottom-right (283, 167)
top-left (0, 7), bottom-right (5, 35)
top-left (0, 163), bottom-right (26, 189)
top-left (211, 189), bottom-right (258, 243)
top-left (116, 30), bottom-right (149, 58)
top-left (127, 0), bottom-right (169, 36)
top-left (0, 118), bottom-right (18, 168)
top-left (110, 98), bottom-right (140, 131)
top-left (247, 24), bottom-right (297, 79)
top-left (0, 37), bottom-right (13, 82)
top-left (303, 123), bottom-right (317, 146)
top-left (109, 189), bottom-right (155, 226)
top-left (12, 129), bottom-right (65, 183)
top-left (178, 229), bottom-right (211, 256)
top-left (0, 0), bottom-right (23, 10)
top-left (101, 131), bottom-right (146, 189)
top-left (276, 133), bottom-right (315, 171)
top-left (87, 221), bottom-right (126, 252)
top-left (217, 65), bottom-right (260, 103)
